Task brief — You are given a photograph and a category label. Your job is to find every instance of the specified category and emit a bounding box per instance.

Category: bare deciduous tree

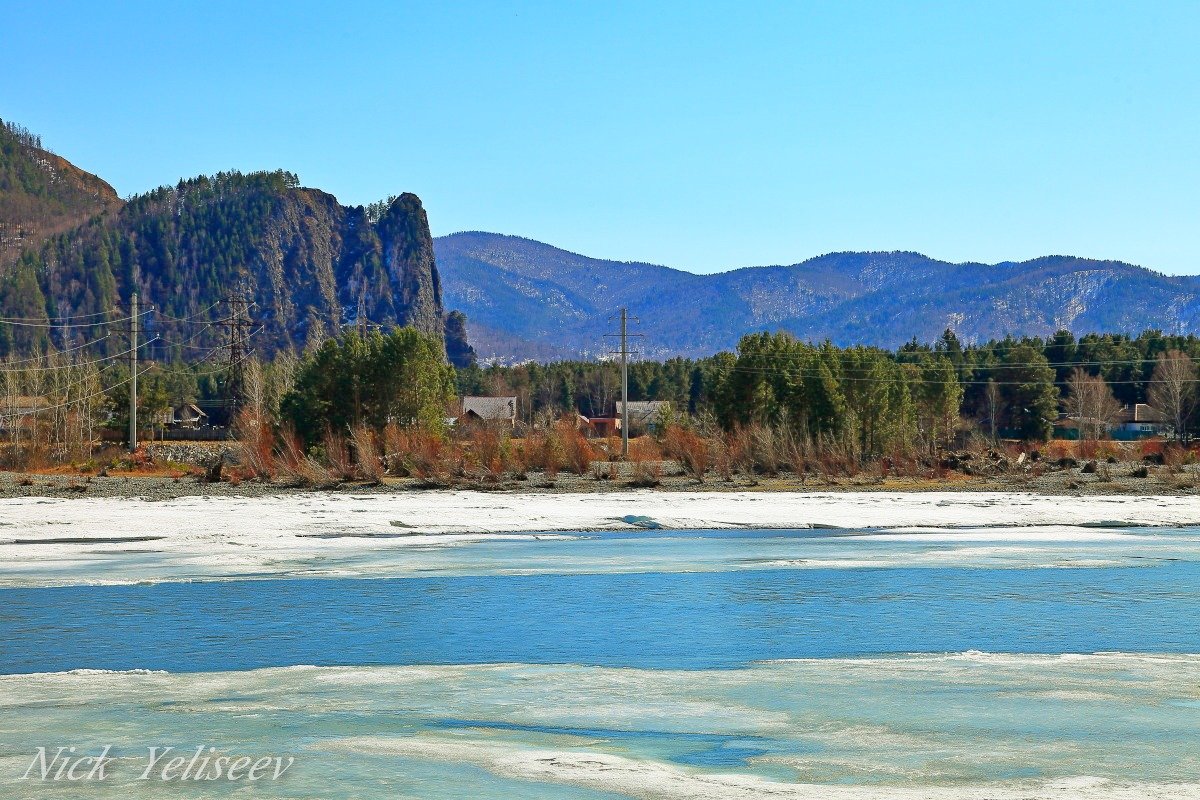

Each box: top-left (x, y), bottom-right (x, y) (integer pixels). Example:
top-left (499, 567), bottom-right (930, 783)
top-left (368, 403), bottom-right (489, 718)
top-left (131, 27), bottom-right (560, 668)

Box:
top-left (1065, 369), bottom-right (1121, 441)
top-left (1148, 350), bottom-right (1197, 441)
top-left (984, 379), bottom-right (1000, 443)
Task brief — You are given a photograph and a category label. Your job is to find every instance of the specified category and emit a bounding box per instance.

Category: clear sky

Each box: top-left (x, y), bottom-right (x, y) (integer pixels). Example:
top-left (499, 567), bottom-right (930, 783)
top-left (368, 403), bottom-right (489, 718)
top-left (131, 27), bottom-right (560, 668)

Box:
top-left (2, 1), bottom-right (1197, 274)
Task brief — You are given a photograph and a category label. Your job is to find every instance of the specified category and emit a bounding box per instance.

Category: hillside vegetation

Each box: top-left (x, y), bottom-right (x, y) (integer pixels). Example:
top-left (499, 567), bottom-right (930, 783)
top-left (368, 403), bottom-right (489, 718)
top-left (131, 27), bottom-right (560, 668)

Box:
top-left (0, 119), bottom-right (121, 269)
top-left (3, 169), bottom-right (445, 357)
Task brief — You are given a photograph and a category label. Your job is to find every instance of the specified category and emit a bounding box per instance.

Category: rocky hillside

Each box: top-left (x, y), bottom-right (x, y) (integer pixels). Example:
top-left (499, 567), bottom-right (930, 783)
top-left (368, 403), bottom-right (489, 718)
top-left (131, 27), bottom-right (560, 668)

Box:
top-left (0, 119), bottom-right (121, 269)
top-left (4, 169), bottom-right (445, 357)
top-left (435, 232), bottom-right (1200, 360)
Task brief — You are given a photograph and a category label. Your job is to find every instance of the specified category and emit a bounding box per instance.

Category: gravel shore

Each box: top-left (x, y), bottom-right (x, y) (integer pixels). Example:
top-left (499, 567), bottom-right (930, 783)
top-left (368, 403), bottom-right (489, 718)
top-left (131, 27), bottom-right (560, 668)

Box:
top-left (0, 460), bottom-right (1194, 501)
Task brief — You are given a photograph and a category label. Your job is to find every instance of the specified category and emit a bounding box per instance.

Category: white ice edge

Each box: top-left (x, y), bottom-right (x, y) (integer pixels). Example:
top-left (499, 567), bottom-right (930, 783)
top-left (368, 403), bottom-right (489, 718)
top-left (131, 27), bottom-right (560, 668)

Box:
top-left (6, 650), bottom-right (1200, 680)
top-left (0, 490), bottom-right (1197, 587)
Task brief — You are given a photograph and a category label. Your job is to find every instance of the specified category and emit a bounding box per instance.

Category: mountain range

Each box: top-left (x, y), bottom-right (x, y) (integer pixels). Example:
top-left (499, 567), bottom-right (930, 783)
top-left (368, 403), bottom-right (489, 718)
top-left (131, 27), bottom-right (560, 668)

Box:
top-left (435, 232), bottom-right (1200, 360)
top-left (3, 115), bottom-right (1200, 363)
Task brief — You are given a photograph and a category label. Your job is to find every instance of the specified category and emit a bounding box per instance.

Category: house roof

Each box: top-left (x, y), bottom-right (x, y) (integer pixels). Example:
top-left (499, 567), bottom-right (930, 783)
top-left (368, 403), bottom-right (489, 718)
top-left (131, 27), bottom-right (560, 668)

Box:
top-left (462, 396), bottom-right (517, 420)
top-left (617, 400), bottom-right (671, 422)
top-left (176, 403), bottom-right (207, 417)
top-left (1117, 403), bottom-right (1169, 424)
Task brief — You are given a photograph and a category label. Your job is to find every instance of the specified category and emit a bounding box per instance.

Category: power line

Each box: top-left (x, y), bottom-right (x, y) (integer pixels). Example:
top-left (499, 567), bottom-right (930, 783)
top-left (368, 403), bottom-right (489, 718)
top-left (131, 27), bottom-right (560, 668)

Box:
top-left (0, 338), bottom-right (154, 374)
top-left (0, 364), bottom-right (149, 424)
top-left (740, 353), bottom-right (1184, 369)
top-left (0, 309), bottom-right (150, 328)
top-left (0, 345), bottom-right (255, 427)
top-left (0, 308), bottom-right (138, 323)
top-left (0, 334), bottom-right (110, 366)
top-left (152, 300), bottom-right (224, 323)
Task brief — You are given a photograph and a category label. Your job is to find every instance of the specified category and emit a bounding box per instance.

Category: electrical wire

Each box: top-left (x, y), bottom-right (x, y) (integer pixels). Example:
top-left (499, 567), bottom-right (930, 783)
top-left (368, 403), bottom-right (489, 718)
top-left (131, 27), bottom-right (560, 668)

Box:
top-left (0, 309), bottom-right (151, 328)
top-left (152, 300), bottom-right (224, 323)
top-left (0, 338), bottom-right (155, 375)
top-left (0, 308), bottom-right (137, 322)
top-left (0, 367), bottom-right (145, 423)
top-left (0, 334), bottom-right (111, 366)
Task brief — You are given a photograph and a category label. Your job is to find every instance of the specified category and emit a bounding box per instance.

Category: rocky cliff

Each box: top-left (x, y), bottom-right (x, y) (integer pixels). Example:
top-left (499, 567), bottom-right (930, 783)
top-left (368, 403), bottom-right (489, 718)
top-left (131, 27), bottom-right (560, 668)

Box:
top-left (7, 170), bottom-right (446, 357)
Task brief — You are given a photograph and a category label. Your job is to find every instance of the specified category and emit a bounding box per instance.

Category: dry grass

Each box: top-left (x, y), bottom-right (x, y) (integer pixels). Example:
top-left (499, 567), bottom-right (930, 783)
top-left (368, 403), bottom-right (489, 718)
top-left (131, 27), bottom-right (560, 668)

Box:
top-left (627, 458), bottom-right (662, 487)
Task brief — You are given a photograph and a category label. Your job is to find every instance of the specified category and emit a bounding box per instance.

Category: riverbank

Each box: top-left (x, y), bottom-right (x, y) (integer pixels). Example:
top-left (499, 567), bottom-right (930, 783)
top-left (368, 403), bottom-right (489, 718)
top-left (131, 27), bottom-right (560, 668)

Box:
top-left (0, 460), bottom-right (1195, 501)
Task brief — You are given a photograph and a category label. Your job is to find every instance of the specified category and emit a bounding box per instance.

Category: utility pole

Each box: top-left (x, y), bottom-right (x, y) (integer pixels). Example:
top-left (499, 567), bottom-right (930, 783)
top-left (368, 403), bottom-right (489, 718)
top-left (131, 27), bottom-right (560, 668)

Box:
top-left (620, 309), bottom-right (629, 458)
top-left (606, 308), bottom-right (641, 459)
top-left (128, 292), bottom-right (138, 452)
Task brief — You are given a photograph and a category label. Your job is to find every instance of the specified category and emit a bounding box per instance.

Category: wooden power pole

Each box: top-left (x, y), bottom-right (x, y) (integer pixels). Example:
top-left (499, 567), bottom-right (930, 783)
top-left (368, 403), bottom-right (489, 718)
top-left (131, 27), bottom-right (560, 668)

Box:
top-left (128, 292), bottom-right (138, 451)
top-left (620, 309), bottom-right (629, 458)
top-left (607, 308), bottom-right (641, 459)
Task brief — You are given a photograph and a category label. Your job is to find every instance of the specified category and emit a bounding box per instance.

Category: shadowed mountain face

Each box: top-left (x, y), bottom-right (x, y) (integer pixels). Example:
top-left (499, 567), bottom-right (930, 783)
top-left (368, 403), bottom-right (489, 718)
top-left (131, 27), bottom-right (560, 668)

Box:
top-left (435, 231), bottom-right (1200, 360)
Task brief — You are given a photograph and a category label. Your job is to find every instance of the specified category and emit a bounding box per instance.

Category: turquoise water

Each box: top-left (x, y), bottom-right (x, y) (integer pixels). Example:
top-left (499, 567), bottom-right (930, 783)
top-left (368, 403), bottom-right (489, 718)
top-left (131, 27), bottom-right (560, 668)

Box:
top-left (3, 562), bottom-right (1200, 673)
top-left (3, 525), bottom-right (1200, 798)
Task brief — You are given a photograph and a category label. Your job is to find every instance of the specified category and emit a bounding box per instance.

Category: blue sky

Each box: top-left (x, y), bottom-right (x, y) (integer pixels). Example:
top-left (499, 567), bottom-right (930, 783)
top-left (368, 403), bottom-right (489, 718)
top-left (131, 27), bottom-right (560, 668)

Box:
top-left (2, 1), bottom-right (1197, 274)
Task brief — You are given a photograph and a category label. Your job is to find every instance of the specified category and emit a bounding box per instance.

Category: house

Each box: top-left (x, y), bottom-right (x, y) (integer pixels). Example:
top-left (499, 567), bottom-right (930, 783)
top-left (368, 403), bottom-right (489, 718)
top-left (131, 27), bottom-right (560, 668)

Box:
top-left (581, 416), bottom-right (621, 438)
top-left (461, 396), bottom-right (518, 428)
top-left (1112, 403), bottom-right (1172, 440)
top-left (159, 403), bottom-right (210, 430)
top-left (0, 395), bottom-right (49, 432)
top-left (1052, 413), bottom-right (1114, 441)
top-left (616, 400), bottom-right (672, 433)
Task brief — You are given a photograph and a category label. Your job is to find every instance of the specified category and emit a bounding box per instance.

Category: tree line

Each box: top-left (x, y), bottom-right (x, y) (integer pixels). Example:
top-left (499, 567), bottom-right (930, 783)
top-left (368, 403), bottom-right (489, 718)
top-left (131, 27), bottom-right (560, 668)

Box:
top-left (3, 323), bottom-right (1200, 478)
top-left (458, 328), bottom-right (1200, 449)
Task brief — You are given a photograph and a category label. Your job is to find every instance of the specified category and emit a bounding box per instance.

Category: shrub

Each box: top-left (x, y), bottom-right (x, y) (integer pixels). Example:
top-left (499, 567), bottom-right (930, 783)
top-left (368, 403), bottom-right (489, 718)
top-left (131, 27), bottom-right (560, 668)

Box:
top-left (517, 431), bottom-right (548, 472)
top-left (628, 436), bottom-right (662, 462)
top-left (234, 408), bottom-right (276, 479)
top-left (1163, 444), bottom-right (1191, 471)
top-left (748, 425), bottom-right (780, 476)
top-left (663, 424), bottom-right (709, 482)
top-left (468, 426), bottom-right (510, 482)
top-left (323, 429), bottom-right (357, 481)
top-left (276, 426), bottom-right (333, 487)
top-left (628, 459), bottom-right (662, 487)
top-left (349, 424), bottom-right (384, 483)
top-left (383, 424), bottom-right (457, 484)
top-left (555, 418), bottom-right (593, 475)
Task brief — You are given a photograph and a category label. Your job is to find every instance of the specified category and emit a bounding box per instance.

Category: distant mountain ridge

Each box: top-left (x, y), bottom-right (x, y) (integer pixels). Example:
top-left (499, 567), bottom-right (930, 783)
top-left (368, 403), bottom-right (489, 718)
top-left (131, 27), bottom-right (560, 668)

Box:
top-left (435, 231), bottom-right (1200, 360)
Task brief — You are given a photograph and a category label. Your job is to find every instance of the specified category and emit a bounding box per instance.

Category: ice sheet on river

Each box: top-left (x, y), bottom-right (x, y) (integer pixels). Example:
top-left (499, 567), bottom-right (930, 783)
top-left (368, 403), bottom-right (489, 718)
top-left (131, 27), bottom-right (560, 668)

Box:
top-left (2, 655), bottom-right (1199, 799)
top-left (1, 490), bottom-right (1199, 586)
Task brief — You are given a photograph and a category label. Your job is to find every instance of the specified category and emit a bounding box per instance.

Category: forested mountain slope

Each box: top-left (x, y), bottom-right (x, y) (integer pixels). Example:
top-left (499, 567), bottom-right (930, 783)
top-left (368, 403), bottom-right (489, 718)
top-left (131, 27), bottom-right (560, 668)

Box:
top-left (2, 170), bottom-right (445, 357)
top-left (0, 119), bottom-right (121, 269)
